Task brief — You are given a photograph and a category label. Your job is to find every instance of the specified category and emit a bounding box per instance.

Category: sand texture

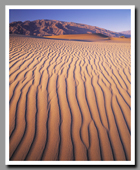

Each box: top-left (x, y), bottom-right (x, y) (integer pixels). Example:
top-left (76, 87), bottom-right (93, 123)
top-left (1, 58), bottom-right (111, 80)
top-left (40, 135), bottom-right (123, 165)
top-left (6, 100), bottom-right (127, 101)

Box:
top-left (9, 35), bottom-right (131, 161)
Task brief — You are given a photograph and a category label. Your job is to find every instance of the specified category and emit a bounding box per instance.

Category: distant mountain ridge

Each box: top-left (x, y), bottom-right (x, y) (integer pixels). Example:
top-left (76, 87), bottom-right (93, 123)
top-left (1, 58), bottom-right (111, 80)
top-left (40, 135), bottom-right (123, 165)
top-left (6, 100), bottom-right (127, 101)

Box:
top-left (119, 30), bottom-right (131, 35)
top-left (9, 19), bottom-right (131, 38)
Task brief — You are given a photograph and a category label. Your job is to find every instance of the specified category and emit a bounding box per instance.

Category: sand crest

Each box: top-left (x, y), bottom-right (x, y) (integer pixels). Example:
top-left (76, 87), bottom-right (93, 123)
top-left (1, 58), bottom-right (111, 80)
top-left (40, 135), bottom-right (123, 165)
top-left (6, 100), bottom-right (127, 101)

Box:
top-left (9, 35), bottom-right (131, 161)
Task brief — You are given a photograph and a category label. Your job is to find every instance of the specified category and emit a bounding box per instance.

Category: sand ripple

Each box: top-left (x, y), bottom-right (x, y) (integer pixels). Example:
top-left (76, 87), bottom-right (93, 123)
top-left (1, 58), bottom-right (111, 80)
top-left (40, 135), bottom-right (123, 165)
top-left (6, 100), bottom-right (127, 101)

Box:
top-left (9, 35), bottom-right (131, 161)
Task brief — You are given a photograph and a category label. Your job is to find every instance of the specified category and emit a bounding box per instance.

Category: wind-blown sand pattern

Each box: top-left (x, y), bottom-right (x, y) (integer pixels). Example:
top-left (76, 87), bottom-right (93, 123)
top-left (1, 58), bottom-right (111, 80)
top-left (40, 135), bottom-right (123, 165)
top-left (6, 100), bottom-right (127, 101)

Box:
top-left (9, 35), bottom-right (131, 161)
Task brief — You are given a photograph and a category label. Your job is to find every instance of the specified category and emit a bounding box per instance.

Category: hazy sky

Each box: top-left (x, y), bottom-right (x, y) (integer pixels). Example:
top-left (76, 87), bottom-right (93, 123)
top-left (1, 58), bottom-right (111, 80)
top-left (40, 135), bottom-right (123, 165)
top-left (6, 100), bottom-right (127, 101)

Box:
top-left (9, 9), bottom-right (131, 32)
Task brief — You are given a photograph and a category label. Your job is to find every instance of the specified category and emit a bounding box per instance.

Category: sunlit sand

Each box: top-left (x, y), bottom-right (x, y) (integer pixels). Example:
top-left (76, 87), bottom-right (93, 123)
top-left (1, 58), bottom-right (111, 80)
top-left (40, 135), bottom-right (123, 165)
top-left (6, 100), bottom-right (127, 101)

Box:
top-left (9, 34), bottom-right (131, 161)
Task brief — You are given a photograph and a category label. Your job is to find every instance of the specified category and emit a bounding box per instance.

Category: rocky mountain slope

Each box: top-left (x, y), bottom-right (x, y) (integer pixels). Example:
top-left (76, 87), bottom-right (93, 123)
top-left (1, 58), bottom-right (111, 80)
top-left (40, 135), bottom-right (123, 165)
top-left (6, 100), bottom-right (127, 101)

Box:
top-left (9, 19), bottom-right (130, 37)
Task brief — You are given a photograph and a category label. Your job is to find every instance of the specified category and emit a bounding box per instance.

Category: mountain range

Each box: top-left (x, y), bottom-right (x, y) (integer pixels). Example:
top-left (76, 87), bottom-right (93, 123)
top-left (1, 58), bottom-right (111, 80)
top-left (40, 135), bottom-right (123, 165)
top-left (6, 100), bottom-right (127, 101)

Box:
top-left (120, 30), bottom-right (131, 35)
top-left (9, 19), bottom-right (131, 38)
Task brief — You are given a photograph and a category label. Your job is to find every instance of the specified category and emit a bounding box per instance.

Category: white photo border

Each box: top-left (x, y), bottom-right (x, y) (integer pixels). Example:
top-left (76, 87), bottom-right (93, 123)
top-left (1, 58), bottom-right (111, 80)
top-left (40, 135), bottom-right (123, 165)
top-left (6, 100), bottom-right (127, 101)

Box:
top-left (5, 5), bottom-right (135, 165)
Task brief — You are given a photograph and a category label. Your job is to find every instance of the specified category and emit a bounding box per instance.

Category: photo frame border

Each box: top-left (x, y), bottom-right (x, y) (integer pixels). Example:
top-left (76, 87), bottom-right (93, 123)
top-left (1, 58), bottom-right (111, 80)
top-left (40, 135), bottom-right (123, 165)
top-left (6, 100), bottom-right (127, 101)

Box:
top-left (5, 5), bottom-right (135, 165)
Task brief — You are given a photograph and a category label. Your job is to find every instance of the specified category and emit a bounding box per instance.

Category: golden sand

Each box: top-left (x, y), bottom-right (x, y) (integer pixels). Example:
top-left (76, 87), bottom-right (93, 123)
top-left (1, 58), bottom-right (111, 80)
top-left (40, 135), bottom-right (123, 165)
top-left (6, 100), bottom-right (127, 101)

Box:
top-left (9, 35), bottom-right (131, 161)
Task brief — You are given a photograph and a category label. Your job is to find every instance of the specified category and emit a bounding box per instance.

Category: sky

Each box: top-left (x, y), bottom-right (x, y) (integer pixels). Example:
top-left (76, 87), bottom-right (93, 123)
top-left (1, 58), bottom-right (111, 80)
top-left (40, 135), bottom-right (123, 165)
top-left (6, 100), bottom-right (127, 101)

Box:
top-left (9, 9), bottom-right (131, 32)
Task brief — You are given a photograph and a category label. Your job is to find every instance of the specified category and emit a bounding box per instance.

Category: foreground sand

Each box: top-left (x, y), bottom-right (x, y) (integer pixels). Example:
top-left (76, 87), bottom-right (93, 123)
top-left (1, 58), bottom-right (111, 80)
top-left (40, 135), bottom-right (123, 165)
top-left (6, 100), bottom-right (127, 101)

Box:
top-left (9, 35), bottom-right (131, 161)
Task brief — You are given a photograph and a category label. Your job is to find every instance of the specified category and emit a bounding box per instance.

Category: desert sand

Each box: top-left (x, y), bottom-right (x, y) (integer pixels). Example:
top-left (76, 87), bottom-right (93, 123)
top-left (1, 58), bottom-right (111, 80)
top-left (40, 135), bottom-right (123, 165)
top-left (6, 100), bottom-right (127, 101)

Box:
top-left (44, 33), bottom-right (131, 43)
top-left (9, 34), bottom-right (131, 161)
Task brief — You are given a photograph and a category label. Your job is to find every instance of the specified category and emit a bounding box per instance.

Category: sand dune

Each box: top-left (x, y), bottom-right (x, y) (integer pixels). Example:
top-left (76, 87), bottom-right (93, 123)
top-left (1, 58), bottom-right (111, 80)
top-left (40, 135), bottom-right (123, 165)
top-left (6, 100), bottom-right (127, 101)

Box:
top-left (9, 35), bottom-right (131, 161)
top-left (44, 34), bottom-right (131, 43)
top-left (44, 33), bottom-right (109, 41)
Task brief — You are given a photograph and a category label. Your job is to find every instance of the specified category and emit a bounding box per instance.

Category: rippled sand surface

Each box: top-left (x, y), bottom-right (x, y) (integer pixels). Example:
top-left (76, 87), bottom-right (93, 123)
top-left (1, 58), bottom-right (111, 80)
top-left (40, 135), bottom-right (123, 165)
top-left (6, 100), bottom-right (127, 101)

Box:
top-left (9, 35), bottom-right (131, 161)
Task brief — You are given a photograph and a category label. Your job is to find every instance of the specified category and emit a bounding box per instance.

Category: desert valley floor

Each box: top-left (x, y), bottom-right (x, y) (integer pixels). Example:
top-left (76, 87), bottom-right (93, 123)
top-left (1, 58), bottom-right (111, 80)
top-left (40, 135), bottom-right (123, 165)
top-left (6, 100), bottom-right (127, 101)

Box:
top-left (9, 35), bottom-right (131, 161)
